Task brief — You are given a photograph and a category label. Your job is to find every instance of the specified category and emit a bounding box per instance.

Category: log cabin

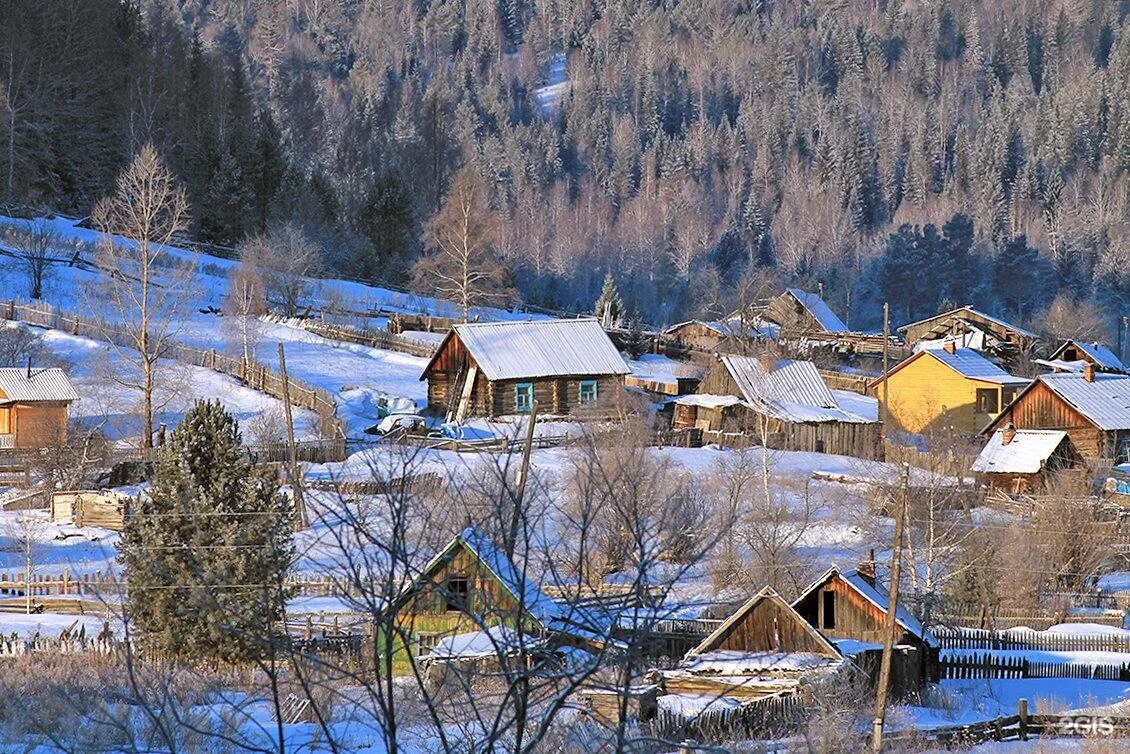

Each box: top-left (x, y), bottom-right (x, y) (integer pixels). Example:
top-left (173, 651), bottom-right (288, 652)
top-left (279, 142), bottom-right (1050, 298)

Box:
top-left (1037, 339), bottom-right (1126, 375)
top-left (970, 426), bottom-right (1078, 494)
top-left (389, 527), bottom-right (603, 667)
top-left (0, 367), bottom-right (78, 450)
top-left (897, 306), bottom-right (1037, 370)
top-left (659, 587), bottom-right (845, 702)
top-left (982, 364), bottom-right (1130, 464)
top-left (420, 319), bottom-right (631, 422)
top-left (792, 564), bottom-right (939, 694)
top-left (762, 288), bottom-right (849, 336)
top-left (672, 354), bottom-right (883, 460)
top-left (868, 342), bottom-right (1028, 436)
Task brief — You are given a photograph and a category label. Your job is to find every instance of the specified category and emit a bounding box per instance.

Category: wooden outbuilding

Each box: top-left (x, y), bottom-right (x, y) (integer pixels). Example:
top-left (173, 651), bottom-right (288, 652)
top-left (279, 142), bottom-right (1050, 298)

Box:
top-left (897, 306), bottom-right (1036, 370)
top-left (420, 319), bottom-right (630, 422)
top-left (389, 527), bottom-right (602, 666)
top-left (0, 367), bottom-right (78, 450)
top-left (763, 289), bottom-right (849, 337)
top-left (1038, 340), bottom-right (1126, 375)
top-left (792, 564), bottom-right (938, 694)
top-left (982, 364), bottom-right (1130, 464)
top-left (970, 426), bottom-right (1078, 494)
top-left (868, 342), bottom-right (1028, 436)
top-left (51, 490), bottom-right (132, 530)
top-left (673, 354), bottom-right (883, 459)
top-left (663, 318), bottom-right (778, 355)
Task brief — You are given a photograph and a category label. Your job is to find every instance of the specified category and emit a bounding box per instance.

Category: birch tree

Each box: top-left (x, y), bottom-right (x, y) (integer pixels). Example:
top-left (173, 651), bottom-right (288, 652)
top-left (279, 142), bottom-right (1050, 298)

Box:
top-left (91, 145), bottom-right (193, 455)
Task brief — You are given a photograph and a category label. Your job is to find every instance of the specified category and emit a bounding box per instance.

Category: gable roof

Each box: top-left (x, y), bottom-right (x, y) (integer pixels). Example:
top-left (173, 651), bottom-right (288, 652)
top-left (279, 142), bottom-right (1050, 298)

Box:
top-left (664, 318), bottom-right (779, 341)
top-left (972, 429), bottom-right (1070, 474)
top-left (688, 586), bottom-right (842, 659)
top-left (421, 319), bottom-right (630, 382)
top-left (897, 306), bottom-right (1036, 339)
top-left (871, 348), bottom-right (1028, 389)
top-left (719, 355), bottom-right (876, 424)
top-left (1036, 373), bottom-right (1130, 431)
top-left (1049, 340), bottom-right (1125, 372)
top-left (794, 566), bottom-right (937, 648)
top-left (785, 289), bottom-right (849, 333)
top-left (0, 368), bottom-right (79, 404)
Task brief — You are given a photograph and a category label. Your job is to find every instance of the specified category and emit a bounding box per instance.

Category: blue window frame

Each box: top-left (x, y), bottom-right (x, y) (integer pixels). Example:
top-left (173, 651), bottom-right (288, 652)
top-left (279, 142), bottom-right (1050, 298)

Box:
top-left (514, 383), bottom-right (534, 413)
top-left (579, 380), bottom-right (598, 405)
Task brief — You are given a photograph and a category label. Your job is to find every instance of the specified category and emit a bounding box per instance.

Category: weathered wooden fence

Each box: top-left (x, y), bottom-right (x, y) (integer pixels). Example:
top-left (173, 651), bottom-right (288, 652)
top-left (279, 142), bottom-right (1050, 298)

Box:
top-left (3, 299), bottom-right (340, 423)
top-left (940, 652), bottom-right (1130, 681)
top-left (654, 693), bottom-right (805, 742)
top-left (0, 571), bottom-right (352, 600)
top-left (262, 314), bottom-right (438, 359)
top-left (934, 624), bottom-right (1130, 653)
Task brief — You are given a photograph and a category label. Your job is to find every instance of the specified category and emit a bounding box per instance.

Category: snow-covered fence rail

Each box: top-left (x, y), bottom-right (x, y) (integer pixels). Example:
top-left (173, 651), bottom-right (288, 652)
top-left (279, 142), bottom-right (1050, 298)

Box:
top-left (2, 299), bottom-right (340, 423)
top-left (933, 624), bottom-right (1130, 653)
top-left (262, 314), bottom-right (438, 359)
top-left (940, 651), bottom-right (1130, 681)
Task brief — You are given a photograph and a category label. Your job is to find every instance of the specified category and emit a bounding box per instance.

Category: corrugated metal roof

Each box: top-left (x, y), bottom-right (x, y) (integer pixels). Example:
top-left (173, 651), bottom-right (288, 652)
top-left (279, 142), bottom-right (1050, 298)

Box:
top-left (1040, 373), bottom-right (1130, 431)
top-left (0, 368), bottom-right (78, 403)
top-left (794, 566), bottom-right (936, 647)
top-left (898, 306), bottom-right (1036, 339)
top-left (721, 356), bottom-right (875, 424)
top-left (1073, 341), bottom-right (1124, 371)
top-left (972, 429), bottom-right (1068, 474)
top-left (786, 289), bottom-right (848, 333)
top-left (450, 319), bottom-right (631, 381)
top-left (927, 347), bottom-right (1029, 385)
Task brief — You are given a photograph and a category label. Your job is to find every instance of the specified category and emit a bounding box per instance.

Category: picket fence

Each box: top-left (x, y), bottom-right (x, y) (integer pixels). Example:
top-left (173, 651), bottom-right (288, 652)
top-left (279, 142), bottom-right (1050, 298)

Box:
top-left (3, 300), bottom-right (339, 423)
top-left (933, 624), bottom-right (1130, 653)
top-left (940, 651), bottom-right (1130, 681)
top-left (0, 571), bottom-right (350, 600)
top-left (654, 693), bottom-right (805, 742)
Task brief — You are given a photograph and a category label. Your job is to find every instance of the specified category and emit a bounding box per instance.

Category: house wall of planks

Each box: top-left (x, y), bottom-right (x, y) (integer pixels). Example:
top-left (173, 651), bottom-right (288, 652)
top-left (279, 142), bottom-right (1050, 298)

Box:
top-left (990, 380), bottom-right (1122, 461)
top-left (0, 402), bottom-right (69, 449)
top-left (707, 596), bottom-right (837, 656)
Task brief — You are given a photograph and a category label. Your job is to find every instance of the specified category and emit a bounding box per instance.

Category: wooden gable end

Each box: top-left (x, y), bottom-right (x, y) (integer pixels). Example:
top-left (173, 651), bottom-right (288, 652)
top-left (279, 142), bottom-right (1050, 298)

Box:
top-left (794, 574), bottom-right (916, 647)
top-left (989, 379), bottom-right (1107, 459)
top-left (701, 592), bottom-right (839, 657)
top-left (402, 540), bottom-right (528, 625)
top-left (765, 292), bottom-right (820, 334)
top-left (696, 359), bottom-right (742, 397)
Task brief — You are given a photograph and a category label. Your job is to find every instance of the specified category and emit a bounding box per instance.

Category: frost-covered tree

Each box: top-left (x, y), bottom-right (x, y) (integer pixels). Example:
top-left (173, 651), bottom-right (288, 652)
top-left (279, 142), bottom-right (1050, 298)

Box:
top-left (593, 272), bottom-right (624, 328)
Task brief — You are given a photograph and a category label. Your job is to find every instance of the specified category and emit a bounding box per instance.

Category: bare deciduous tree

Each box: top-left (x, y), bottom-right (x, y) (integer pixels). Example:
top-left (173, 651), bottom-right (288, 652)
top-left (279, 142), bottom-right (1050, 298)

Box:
top-left (240, 223), bottom-right (320, 318)
top-left (91, 144), bottom-right (193, 455)
top-left (3, 218), bottom-right (59, 299)
top-left (224, 257), bottom-right (267, 365)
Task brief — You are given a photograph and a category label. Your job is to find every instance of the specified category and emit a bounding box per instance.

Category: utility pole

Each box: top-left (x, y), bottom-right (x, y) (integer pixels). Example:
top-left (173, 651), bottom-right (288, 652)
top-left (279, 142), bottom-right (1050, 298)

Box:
top-left (881, 302), bottom-right (890, 430)
top-left (508, 399), bottom-right (539, 558)
top-left (278, 342), bottom-right (308, 530)
top-left (871, 463), bottom-right (909, 753)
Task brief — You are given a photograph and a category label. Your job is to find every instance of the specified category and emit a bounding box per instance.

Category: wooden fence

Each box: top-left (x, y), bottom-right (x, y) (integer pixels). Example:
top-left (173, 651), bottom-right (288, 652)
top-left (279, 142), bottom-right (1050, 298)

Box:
top-left (3, 300), bottom-right (340, 423)
top-left (940, 652), bottom-right (1130, 681)
top-left (0, 571), bottom-right (350, 600)
top-left (654, 693), bottom-right (805, 742)
top-left (262, 314), bottom-right (438, 359)
top-left (934, 624), bottom-right (1130, 653)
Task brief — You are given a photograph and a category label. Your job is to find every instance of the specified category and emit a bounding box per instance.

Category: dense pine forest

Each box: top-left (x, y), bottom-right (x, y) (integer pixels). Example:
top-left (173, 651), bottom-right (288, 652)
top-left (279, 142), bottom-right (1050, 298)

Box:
top-left (2, 0), bottom-right (1129, 333)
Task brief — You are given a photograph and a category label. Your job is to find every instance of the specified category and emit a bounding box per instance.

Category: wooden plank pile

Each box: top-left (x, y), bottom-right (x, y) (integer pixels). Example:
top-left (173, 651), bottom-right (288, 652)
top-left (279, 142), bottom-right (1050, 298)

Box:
top-left (51, 490), bottom-right (131, 530)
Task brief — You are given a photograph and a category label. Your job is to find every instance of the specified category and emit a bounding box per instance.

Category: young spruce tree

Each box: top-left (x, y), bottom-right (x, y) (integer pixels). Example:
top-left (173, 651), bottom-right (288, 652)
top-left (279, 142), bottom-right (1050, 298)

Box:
top-left (120, 400), bottom-right (294, 662)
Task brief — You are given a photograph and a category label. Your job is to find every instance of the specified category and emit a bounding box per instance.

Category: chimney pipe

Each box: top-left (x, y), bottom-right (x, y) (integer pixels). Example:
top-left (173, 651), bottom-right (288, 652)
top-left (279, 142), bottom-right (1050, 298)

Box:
top-left (943, 339), bottom-right (956, 355)
top-left (25, 356), bottom-right (31, 379)
top-left (1084, 362), bottom-right (1096, 383)
top-left (857, 552), bottom-right (876, 585)
top-left (759, 351), bottom-right (775, 373)
top-left (1001, 422), bottom-right (1017, 446)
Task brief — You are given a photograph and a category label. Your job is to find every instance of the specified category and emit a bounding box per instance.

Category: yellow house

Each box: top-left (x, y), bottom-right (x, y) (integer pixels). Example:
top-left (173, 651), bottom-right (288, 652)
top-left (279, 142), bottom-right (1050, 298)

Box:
top-left (869, 343), bottom-right (1029, 435)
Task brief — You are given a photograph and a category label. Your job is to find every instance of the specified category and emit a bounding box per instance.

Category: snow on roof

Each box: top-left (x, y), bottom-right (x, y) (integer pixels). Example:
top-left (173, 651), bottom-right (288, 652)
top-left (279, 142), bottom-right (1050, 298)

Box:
top-left (1034, 358), bottom-right (1090, 373)
top-left (794, 566), bottom-right (937, 648)
top-left (925, 347), bottom-right (1028, 385)
top-left (1037, 372), bottom-right (1130, 431)
top-left (1051, 340), bottom-right (1126, 372)
top-left (436, 319), bottom-right (630, 381)
top-left (721, 356), bottom-right (876, 424)
top-left (673, 394), bottom-right (742, 409)
top-left (679, 650), bottom-right (842, 675)
top-left (0, 368), bottom-right (79, 403)
top-left (786, 289), bottom-right (848, 333)
top-left (423, 626), bottom-right (544, 659)
top-left (664, 317), bottom-right (779, 341)
top-left (971, 429), bottom-right (1068, 474)
top-left (898, 306), bottom-right (1036, 339)
top-left (454, 527), bottom-right (567, 629)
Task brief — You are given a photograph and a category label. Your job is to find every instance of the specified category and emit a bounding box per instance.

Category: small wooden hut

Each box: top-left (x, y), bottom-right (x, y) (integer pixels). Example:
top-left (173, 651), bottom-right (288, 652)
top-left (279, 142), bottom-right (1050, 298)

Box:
top-left (51, 490), bottom-right (132, 530)
top-left (971, 426), bottom-right (1078, 494)
top-left (763, 289), bottom-right (849, 336)
top-left (0, 367), bottom-right (78, 450)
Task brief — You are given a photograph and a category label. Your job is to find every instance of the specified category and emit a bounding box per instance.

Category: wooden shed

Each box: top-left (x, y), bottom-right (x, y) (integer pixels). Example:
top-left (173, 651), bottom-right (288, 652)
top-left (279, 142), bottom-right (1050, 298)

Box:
top-left (1038, 339), bottom-right (1126, 375)
top-left (763, 289), bottom-right (849, 336)
top-left (868, 342), bottom-right (1028, 436)
top-left (420, 319), bottom-right (630, 422)
top-left (971, 426), bottom-right (1079, 494)
top-left (663, 318), bottom-right (778, 355)
top-left (897, 306), bottom-right (1036, 370)
top-left (982, 366), bottom-right (1130, 464)
top-left (0, 367), bottom-right (78, 450)
top-left (674, 354), bottom-right (883, 460)
top-left (792, 565), bottom-right (938, 693)
top-left (51, 490), bottom-right (132, 530)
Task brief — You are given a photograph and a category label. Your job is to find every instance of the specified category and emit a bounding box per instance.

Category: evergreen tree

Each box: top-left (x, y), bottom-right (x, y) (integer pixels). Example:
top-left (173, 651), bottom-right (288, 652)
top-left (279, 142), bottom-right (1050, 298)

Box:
top-left (358, 172), bottom-right (417, 283)
top-left (119, 400), bottom-right (293, 663)
top-left (593, 271), bottom-right (624, 327)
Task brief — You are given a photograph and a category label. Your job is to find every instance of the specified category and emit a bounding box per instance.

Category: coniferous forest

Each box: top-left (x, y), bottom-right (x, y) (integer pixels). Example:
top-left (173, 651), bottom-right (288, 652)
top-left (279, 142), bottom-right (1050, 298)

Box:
top-left (2, 0), bottom-right (1129, 332)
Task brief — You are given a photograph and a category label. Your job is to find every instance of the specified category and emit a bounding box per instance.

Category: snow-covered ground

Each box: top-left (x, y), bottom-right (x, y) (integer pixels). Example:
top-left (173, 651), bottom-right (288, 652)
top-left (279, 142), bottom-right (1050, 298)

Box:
top-left (534, 52), bottom-right (569, 115)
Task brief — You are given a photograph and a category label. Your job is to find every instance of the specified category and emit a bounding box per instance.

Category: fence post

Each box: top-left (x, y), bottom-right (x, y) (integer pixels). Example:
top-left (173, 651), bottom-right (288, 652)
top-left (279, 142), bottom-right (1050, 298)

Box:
top-left (1018, 699), bottom-right (1028, 740)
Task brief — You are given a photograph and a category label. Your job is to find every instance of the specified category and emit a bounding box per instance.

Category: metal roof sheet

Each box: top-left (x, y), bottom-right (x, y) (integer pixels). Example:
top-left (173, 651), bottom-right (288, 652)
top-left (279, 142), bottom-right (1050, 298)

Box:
top-left (721, 356), bottom-right (875, 424)
top-left (898, 306), bottom-right (1036, 339)
top-left (0, 368), bottom-right (79, 403)
top-left (927, 348), bottom-right (1028, 385)
top-left (971, 429), bottom-right (1068, 474)
top-left (451, 318), bottom-right (631, 381)
top-left (1040, 372), bottom-right (1130, 431)
top-left (786, 289), bottom-right (848, 333)
top-left (1055, 340), bottom-right (1126, 371)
